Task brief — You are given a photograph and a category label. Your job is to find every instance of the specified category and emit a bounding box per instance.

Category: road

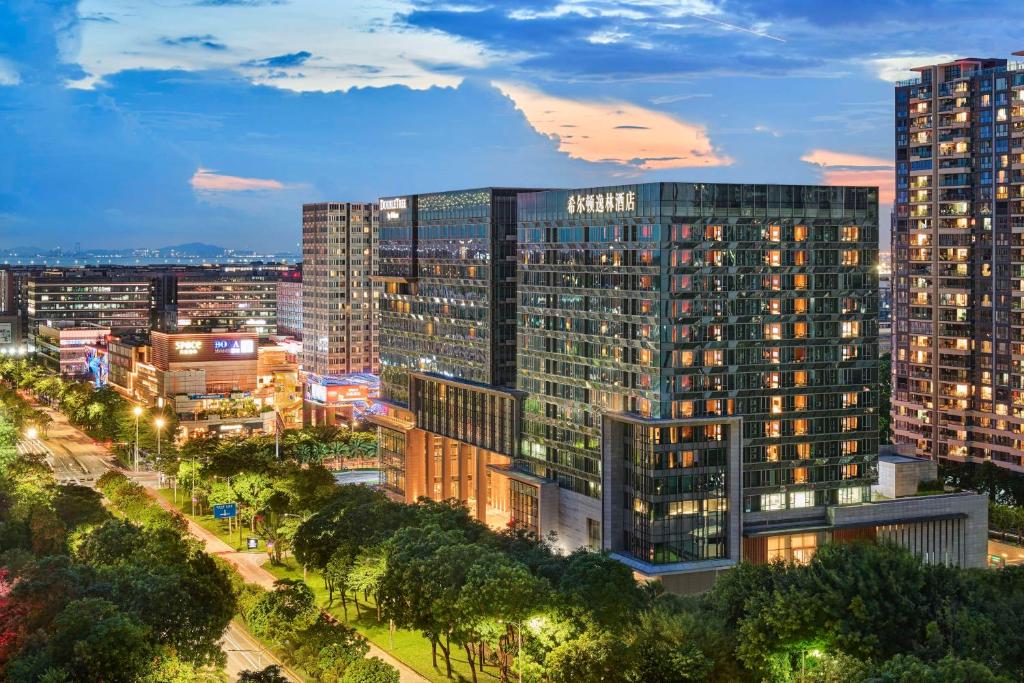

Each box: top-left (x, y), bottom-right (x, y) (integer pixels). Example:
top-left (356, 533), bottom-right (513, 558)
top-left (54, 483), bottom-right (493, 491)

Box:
top-left (25, 398), bottom-right (299, 682)
top-left (989, 538), bottom-right (1024, 567)
top-left (21, 402), bottom-right (114, 486)
top-left (29, 395), bottom-right (425, 683)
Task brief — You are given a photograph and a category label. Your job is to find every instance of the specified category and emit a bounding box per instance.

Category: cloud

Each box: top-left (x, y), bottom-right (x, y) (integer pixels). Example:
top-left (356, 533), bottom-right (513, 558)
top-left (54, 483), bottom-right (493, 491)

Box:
top-left (801, 149), bottom-right (894, 203)
top-left (496, 82), bottom-right (730, 169)
top-left (754, 124), bottom-right (781, 137)
top-left (650, 93), bottom-right (711, 104)
top-left (192, 0), bottom-right (285, 6)
top-left (870, 54), bottom-right (958, 82)
top-left (160, 35), bottom-right (228, 51)
top-left (587, 30), bottom-right (630, 45)
top-left (245, 51), bottom-right (313, 69)
top-left (801, 149), bottom-right (891, 170)
top-left (190, 168), bottom-right (288, 192)
top-left (0, 59), bottom-right (20, 86)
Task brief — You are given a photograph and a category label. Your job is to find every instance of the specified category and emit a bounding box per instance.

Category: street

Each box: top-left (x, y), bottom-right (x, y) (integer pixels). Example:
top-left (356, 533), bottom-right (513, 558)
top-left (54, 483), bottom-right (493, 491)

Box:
top-left (20, 402), bottom-right (114, 486)
top-left (29, 396), bottom-right (425, 683)
top-left (25, 399), bottom-right (300, 682)
top-left (989, 538), bottom-right (1024, 567)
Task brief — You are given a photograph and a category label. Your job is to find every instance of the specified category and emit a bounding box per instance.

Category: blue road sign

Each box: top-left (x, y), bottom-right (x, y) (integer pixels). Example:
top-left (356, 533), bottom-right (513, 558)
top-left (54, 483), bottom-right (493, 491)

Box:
top-left (213, 503), bottom-right (238, 519)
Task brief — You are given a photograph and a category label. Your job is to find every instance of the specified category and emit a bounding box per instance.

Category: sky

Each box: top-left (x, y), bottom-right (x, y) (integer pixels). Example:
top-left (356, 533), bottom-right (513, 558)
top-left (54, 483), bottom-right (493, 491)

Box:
top-left (1, 1), bottom-right (1022, 251)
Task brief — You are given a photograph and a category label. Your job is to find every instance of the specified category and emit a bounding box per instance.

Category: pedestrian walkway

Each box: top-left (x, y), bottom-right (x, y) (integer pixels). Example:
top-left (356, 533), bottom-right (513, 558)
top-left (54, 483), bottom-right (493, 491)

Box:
top-left (142, 481), bottom-right (427, 683)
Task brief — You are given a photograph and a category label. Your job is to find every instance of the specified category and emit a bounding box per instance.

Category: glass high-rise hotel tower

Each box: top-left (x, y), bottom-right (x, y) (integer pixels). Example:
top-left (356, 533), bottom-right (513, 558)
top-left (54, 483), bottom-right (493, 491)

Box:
top-left (893, 54), bottom-right (1024, 470)
top-left (375, 180), bottom-right (986, 589)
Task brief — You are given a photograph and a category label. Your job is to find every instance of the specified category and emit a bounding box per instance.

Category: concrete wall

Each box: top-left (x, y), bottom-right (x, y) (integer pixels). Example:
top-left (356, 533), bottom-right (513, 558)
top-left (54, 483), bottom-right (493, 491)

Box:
top-left (874, 454), bottom-right (938, 499)
top-left (830, 492), bottom-right (988, 568)
top-left (556, 488), bottom-right (601, 553)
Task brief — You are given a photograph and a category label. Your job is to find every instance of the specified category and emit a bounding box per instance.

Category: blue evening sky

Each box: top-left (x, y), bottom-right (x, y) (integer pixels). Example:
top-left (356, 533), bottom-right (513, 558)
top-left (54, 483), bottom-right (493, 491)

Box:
top-left (1, 0), bottom-right (1022, 250)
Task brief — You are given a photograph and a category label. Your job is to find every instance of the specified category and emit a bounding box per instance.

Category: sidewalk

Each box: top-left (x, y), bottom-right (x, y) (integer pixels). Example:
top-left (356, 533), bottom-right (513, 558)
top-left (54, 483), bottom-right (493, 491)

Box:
top-left (143, 484), bottom-right (427, 683)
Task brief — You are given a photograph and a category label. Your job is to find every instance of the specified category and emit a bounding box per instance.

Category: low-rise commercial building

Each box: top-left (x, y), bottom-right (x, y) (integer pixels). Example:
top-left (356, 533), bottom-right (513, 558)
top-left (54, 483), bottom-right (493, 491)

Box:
top-left (33, 324), bottom-right (110, 379)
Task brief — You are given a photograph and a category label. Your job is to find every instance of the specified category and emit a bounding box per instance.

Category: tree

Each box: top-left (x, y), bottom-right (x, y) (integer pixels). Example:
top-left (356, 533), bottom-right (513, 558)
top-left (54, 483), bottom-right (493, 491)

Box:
top-left (52, 484), bottom-right (109, 530)
top-left (545, 629), bottom-right (620, 683)
top-left (339, 657), bottom-right (400, 683)
top-left (455, 553), bottom-right (550, 683)
top-left (25, 598), bottom-right (153, 683)
top-left (238, 665), bottom-right (290, 683)
top-left (244, 579), bottom-right (319, 650)
top-left (858, 654), bottom-right (1011, 683)
top-left (378, 525), bottom-right (473, 677)
top-left (557, 550), bottom-right (644, 629)
top-left (233, 472), bottom-right (275, 532)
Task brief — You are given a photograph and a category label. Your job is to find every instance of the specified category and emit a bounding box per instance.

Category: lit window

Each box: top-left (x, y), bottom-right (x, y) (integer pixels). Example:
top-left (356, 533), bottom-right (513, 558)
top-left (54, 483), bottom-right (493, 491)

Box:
top-left (841, 321), bottom-right (860, 338)
top-left (838, 487), bottom-right (863, 505)
top-left (793, 467), bottom-right (808, 484)
top-left (771, 396), bottom-right (783, 414)
top-left (793, 419), bottom-right (808, 436)
top-left (794, 225), bottom-right (808, 241)
top-left (797, 443), bottom-right (811, 460)
top-left (766, 445), bottom-right (780, 462)
top-left (703, 349), bottom-right (723, 366)
top-left (789, 491), bottom-right (813, 508)
top-left (794, 274), bottom-right (808, 290)
top-left (761, 493), bottom-right (785, 511)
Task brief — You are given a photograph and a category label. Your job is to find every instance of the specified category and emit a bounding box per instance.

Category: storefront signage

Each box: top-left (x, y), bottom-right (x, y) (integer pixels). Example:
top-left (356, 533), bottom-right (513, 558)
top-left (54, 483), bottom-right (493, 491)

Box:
top-left (174, 340), bottom-right (202, 355)
top-left (567, 190), bottom-right (636, 215)
top-left (380, 198), bottom-right (407, 210)
top-left (213, 339), bottom-right (255, 355)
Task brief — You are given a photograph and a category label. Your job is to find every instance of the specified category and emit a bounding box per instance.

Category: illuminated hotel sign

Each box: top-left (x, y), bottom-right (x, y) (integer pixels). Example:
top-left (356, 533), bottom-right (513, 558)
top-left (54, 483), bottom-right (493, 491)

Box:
top-left (214, 338), bottom-right (255, 355)
top-left (567, 190), bottom-right (636, 215)
top-left (380, 198), bottom-right (407, 210)
top-left (385, 211), bottom-right (400, 220)
top-left (175, 340), bottom-right (202, 355)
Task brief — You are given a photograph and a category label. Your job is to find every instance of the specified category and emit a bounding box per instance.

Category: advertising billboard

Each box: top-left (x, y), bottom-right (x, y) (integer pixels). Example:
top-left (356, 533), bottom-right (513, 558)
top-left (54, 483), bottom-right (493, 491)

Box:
top-left (0, 322), bottom-right (12, 345)
top-left (214, 338), bottom-right (255, 355)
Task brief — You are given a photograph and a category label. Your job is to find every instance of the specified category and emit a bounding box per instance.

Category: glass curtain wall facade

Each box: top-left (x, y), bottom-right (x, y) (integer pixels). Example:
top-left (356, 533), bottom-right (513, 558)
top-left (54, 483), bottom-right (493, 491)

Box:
top-left (378, 189), bottom-right (523, 406)
top-left (517, 183), bottom-right (880, 557)
top-left (893, 55), bottom-right (1024, 470)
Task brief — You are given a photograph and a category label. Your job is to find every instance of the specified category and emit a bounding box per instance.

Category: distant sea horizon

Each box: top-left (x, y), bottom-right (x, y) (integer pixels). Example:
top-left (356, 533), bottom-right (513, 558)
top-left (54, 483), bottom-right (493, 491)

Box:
top-left (0, 254), bottom-right (301, 267)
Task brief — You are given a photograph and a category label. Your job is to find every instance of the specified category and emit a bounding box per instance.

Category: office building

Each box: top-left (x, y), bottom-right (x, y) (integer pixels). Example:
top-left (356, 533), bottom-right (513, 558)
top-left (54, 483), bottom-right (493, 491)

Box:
top-left (302, 202), bottom-right (379, 423)
top-left (0, 268), bottom-right (13, 314)
top-left (892, 54), bottom-right (1024, 469)
top-left (175, 275), bottom-right (278, 336)
top-left (276, 269), bottom-right (303, 338)
top-left (371, 188), bottom-right (535, 524)
top-left (26, 274), bottom-right (152, 333)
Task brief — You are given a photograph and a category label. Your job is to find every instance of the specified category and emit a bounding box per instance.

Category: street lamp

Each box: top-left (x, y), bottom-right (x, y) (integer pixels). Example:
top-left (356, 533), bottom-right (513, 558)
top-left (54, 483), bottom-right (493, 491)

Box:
top-left (133, 406), bottom-right (143, 472)
top-left (25, 426), bottom-right (38, 441)
top-left (154, 416), bottom-right (166, 459)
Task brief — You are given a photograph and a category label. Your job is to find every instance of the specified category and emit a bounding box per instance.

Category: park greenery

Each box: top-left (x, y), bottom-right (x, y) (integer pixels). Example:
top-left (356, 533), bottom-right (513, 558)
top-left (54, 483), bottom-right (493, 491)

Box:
top-left (279, 484), bottom-right (1024, 683)
top-left (0, 409), bottom-right (234, 681)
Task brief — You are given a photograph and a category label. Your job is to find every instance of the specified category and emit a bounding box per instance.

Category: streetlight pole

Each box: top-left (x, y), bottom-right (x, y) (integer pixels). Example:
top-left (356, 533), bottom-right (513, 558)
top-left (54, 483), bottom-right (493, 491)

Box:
top-left (155, 416), bottom-right (165, 469)
top-left (133, 406), bottom-right (142, 472)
